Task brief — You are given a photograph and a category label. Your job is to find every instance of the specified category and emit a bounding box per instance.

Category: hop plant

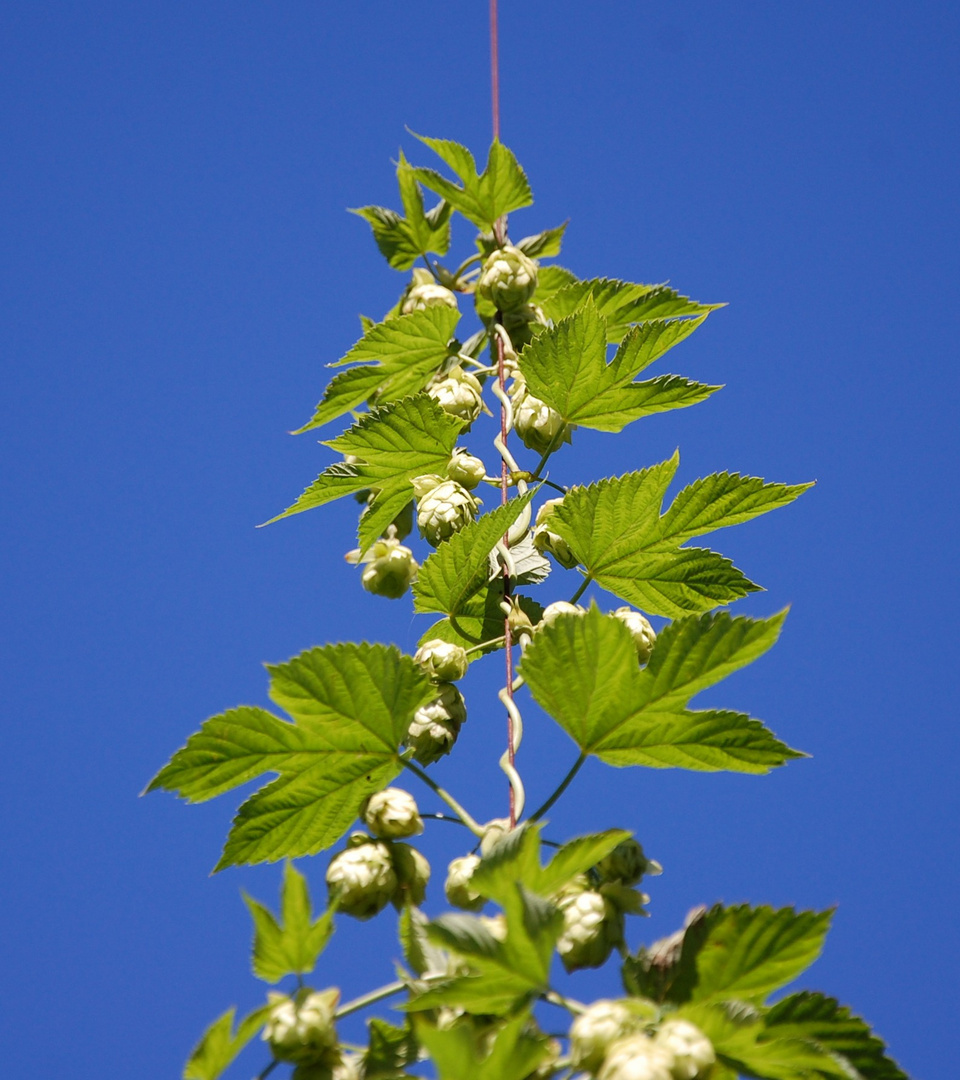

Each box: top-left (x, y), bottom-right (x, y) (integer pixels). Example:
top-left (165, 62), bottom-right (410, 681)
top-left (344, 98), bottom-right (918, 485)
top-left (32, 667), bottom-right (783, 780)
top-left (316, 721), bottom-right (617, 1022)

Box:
top-left (356, 536), bottom-right (418, 599)
top-left (262, 987), bottom-right (340, 1066)
top-left (446, 447), bottom-right (487, 489)
top-left (612, 607), bottom-right (657, 664)
top-left (539, 600), bottom-right (587, 627)
top-left (444, 854), bottom-right (485, 911)
top-left (476, 243), bottom-right (538, 310)
top-left (595, 838), bottom-right (661, 886)
top-left (402, 280), bottom-right (459, 314)
top-left (569, 1000), bottom-right (639, 1073)
top-left (390, 842), bottom-right (431, 908)
top-left (405, 683), bottom-right (467, 764)
top-left (532, 498), bottom-right (579, 569)
top-left (361, 787), bottom-right (424, 839)
top-left (502, 301), bottom-right (548, 349)
top-left (412, 475), bottom-right (480, 546)
top-left (556, 879), bottom-right (624, 971)
top-left (654, 1019), bottom-right (716, 1080)
top-left (511, 378), bottom-right (571, 455)
top-left (414, 638), bottom-right (469, 681)
top-left (598, 1035), bottom-right (677, 1080)
top-left (427, 364), bottom-right (485, 425)
top-left (325, 837), bottom-right (398, 920)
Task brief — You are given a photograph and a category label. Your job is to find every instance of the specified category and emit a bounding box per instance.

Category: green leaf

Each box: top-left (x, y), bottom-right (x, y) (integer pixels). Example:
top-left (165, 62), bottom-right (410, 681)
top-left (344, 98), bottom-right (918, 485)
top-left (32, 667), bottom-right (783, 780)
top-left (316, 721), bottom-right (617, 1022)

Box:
top-left (418, 588), bottom-right (543, 661)
top-left (413, 494), bottom-right (535, 617)
top-left (517, 302), bottom-right (718, 433)
top-left (534, 828), bottom-right (632, 896)
top-left (410, 134), bottom-right (533, 229)
top-left (400, 905), bottom-right (451, 978)
top-left (515, 222), bottom-right (568, 258)
top-left (242, 862), bottom-right (335, 983)
top-left (549, 453), bottom-right (808, 616)
top-left (414, 1011), bottom-right (550, 1080)
top-left (147, 644), bottom-right (434, 869)
top-left (765, 993), bottom-right (909, 1080)
top-left (295, 306), bottom-right (461, 432)
top-left (351, 151), bottom-right (452, 270)
top-left (364, 1017), bottom-right (420, 1080)
top-left (183, 1004), bottom-right (270, 1080)
top-left (270, 395), bottom-right (463, 549)
top-left (533, 264), bottom-right (578, 307)
top-left (539, 276), bottom-right (722, 343)
top-left (520, 606), bottom-right (802, 773)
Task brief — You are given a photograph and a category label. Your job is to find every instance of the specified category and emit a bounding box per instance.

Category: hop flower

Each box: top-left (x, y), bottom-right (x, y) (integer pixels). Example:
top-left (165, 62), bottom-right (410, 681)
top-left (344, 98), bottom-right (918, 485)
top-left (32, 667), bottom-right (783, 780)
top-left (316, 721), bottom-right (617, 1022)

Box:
top-left (479, 817), bottom-right (512, 857)
top-left (390, 842), bottom-right (431, 908)
top-left (262, 987), bottom-right (340, 1066)
top-left (361, 787), bottom-right (423, 840)
top-left (333, 1054), bottom-right (364, 1080)
top-left (502, 302), bottom-right (548, 349)
top-left (539, 601), bottom-right (587, 627)
top-left (570, 1000), bottom-right (637, 1073)
top-left (556, 881), bottom-right (624, 971)
top-left (512, 379), bottom-right (572, 455)
top-left (445, 854), bottom-right (485, 911)
top-left (598, 1034), bottom-right (676, 1080)
top-left (476, 244), bottom-right (538, 310)
top-left (326, 838), bottom-right (398, 919)
top-left (405, 683), bottom-right (467, 764)
top-left (595, 838), bottom-right (661, 887)
top-left (359, 537), bottom-right (418, 599)
top-left (447, 448), bottom-right (487, 490)
top-left (414, 639), bottom-right (469, 682)
top-left (532, 499), bottom-right (579, 569)
top-left (612, 607), bottom-right (657, 664)
top-left (427, 365), bottom-right (485, 426)
top-left (413, 476), bottom-right (480, 546)
top-left (402, 281), bottom-right (459, 314)
top-left (654, 1019), bottom-right (716, 1080)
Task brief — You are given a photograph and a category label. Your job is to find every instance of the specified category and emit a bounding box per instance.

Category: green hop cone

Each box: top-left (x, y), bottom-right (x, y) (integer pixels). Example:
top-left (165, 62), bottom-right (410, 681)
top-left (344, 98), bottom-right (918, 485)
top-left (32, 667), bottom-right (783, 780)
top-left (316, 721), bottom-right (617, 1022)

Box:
top-left (532, 499), bottom-right (579, 569)
top-left (414, 638), bottom-right (469, 681)
top-left (262, 987), bottom-right (341, 1066)
top-left (361, 787), bottom-right (423, 840)
top-left (511, 378), bottom-right (573, 455)
top-left (612, 607), bottom-right (657, 664)
top-left (405, 683), bottom-right (467, 764)
top-left (598, 1035), bottom-right (676, 1080)
top-left (358, 536), bottom-right (418, 599)
top-left (570, 1000), bottom-right (641, 1074)
top-left (538, 601), bottom-right (587, 628)
top-left (325, 837), bottom-right (397, 920)
top-left (412, 475), bottom-right (480, 546)
top-left (476, 244), bottom-right (538, 310)
top-left (556, 877), bottom-right (624, 971)
top-left (427, 365), bottom-right (485, 426)
top-left (401, 281), bottom-right (459, 314)
top-left (390, 842), bottom-right (431, 908)
top-left (444, 854), bottom-right (485, 911)
top-left (479, 817), bottom-right (512, 857)
top-left (595, 838), bottom-right (661, 887)
top-left (502, 301), bottom-right (548, 349)
top-left (654, 1019), bottom-right (716, 1080)
top-left (446, 448), bottom-right (487, 489)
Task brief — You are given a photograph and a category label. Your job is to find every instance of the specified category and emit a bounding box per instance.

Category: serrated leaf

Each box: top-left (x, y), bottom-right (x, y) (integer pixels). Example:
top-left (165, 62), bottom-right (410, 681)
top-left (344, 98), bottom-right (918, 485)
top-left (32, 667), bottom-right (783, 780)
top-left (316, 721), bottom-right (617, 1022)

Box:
top-left (351, 151), bottom-right (452, 270)
top-left (534, 829), bottom-right (631, 896)
top-left (147, 644), bottom-right (434, 869)
top-left (419, 588), bottom-right (543, 660)
top-left (520, 607), bottom-right (802, 773)
top-left (413, 494), bottom-right (535, 617)
top-left (400, 906), bottom-right (451, 978)
top-left (364, 1017), bottom-right (420, 1080)
top-left (414, 1011), bottom-right (550, 1080)
top-left (296, 306), bottom-right (461, 432)
top-left (539, 276), bottom-right (722, 343)
top-left (183, 1004), bottom-right (270, 1080)
top-left (549, 453), bottom-right (809, 616)
top-left (270, 395), bottom-right (463, 548)
top-left (533, 264), bottom-right (578, 307)
top-left (517, 303), bottom-right (718, 433)
top-left (243, 862), bottom-right (335, 983)
top-left (410, 134), bottom-right (533, 229)
top-left (515, 222), bottom-right (568, 258)
top-left (765, 993), bottom-right (909, 1080)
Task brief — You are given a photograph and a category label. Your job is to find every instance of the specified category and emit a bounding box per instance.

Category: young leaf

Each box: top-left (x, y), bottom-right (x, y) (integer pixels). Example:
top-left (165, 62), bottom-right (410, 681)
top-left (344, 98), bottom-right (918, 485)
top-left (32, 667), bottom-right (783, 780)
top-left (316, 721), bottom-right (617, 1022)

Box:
top-left (413, 493), bottom-right (535, 618)
top-left (182, 1004), bottom-right (270, 1080)
top-left (765, 993), bottom-right (909, 1080)
top-left (351, 151), bottom-right (452, 270)
top-left (515, 222), bottom-right (568, 258)
top-left (517, 302), bottom-right (718, 433)
top-left (364, 1016), bottom-right (420, 1080)
top-left (414, 1011), bottom-right (550, 1080)
top-left (243, 862), bottom-right (335, 983)
top-left (549, 453), bottom-right (809, 616)
top-left (520, 607), bottom-right (802, 773)
top-left (539, 276), bottom-right (722, 343)
top-left (295, 306), bottom-right (461, 433)
top-left (146, 644), bottom-right (435, 869)
top-left (269, 395), bottom-right (463, 548)
top-left (410, 134), bottom-right (533, 229)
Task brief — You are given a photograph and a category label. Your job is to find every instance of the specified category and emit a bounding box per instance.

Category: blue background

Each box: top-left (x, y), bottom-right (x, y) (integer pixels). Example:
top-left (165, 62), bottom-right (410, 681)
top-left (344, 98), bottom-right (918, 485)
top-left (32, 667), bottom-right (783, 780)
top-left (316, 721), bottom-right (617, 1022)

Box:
top-left (2, 2), bottom-right (957, 1077)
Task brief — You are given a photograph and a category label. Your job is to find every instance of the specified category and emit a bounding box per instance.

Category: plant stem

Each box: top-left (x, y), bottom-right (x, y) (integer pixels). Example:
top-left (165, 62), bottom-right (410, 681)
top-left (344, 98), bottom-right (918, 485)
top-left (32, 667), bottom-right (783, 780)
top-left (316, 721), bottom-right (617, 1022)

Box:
top-left (541, 989), bottom-right (586, 1015)
top-left (453, 252), bottom-right (483, 281)
top-left (567, 575), bottom-right (593, 605)
top-left (420, 254), bottom-right (439, 281)
top-left (255, 1060), bottom-right (279, 1080)
top-left (465, 635), bottom-right (505, 655)
top-left (528, 752), bottom-right (587, 823)
top-left (336, 973), bottom-right (447, 1019)
top-left (402, 760), bottom-right (484, 836)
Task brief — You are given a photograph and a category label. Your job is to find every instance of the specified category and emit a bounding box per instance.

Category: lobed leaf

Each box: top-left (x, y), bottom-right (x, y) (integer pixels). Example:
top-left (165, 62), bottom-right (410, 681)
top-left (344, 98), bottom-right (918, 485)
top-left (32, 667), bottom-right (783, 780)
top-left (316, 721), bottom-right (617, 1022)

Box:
top-left (414, 1011), bottom-right (550, 1080)
top-left (182, 1004), bottom-right (270, 1080)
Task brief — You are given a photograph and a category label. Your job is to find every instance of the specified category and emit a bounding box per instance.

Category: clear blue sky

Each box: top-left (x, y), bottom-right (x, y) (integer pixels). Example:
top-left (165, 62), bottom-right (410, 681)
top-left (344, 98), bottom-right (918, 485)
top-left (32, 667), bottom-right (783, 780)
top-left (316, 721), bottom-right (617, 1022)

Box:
top-left (2, 3), bottom-right (957, 1077)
